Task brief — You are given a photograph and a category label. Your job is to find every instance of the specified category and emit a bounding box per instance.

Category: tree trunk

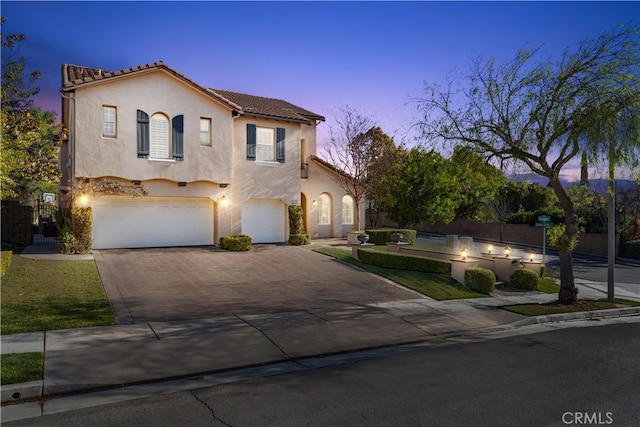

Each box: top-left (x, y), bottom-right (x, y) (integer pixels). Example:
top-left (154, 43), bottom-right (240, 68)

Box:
top-left (548, 178), bottom-right (579, 304)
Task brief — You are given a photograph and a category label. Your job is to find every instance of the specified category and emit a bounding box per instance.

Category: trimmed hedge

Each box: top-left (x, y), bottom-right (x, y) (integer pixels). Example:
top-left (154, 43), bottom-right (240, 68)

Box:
top-left (288, 233), bottom-right (310, 246)
top-left (220, 234), bottom-right (252, 251)
top-left (510, 268), bottom-right (539, 290)
top-left (1, 250), bottom-right (12, 277)
top-left (464, 267), bottom-right (495, 294)
top-left (357, 248), bottom-right (450, 274)
top-left (365, 229), bottom-right (417, 245)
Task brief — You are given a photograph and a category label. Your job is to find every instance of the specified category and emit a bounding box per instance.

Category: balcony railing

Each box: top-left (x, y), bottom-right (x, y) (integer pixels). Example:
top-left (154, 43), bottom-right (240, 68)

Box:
top-left (301, 162), bottom-right (309, 179)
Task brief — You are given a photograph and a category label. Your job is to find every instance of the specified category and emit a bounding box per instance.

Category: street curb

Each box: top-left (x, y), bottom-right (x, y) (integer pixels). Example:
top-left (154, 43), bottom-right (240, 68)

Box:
top-left (508, 306), bottom-right (640, 327)
top-left (3, 307), bottom-right (639, 406)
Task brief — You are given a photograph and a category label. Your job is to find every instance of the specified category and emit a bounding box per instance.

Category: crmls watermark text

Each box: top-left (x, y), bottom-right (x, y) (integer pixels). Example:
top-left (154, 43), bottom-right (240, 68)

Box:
top-left (562, 412), bottom-right (613, 425)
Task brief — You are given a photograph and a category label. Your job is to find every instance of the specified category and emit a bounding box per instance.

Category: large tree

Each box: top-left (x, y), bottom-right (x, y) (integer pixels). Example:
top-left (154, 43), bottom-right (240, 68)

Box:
top-left (417, 26), bottom-right (640, 304)
top-left (323, 106), bottom-right (397, 230)
top-left (1, 17), bottom-right (60, 202)
top-left (378, 147), bottom-right (461, 228)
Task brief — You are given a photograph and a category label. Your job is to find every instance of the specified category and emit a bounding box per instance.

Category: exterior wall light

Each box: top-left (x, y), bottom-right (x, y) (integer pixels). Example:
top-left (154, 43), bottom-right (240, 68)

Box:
top-left (77, 194), bottom-right (90, 207)
top-left (461, 248), bottom-right (467, 260)
top-left (219, 195), bottom-right (230, 207)
top-left (487, 245), bottom-right (493, 254)
top-left (504, 245), bottom-right (511, 257)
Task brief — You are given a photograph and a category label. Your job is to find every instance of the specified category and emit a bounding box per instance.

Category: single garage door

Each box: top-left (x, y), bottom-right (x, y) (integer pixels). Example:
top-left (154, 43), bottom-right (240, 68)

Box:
top-left (93, 196), bottom-right (213, 249)
top-left (242, 199), bottom-right (285, 243)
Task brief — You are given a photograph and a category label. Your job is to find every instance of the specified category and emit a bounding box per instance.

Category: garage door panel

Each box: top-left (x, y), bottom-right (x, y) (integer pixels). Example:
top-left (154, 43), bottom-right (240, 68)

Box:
top-left (93, 197), bottom-right (213, 249)
top-left (242, 200), bottom-right (285, 244)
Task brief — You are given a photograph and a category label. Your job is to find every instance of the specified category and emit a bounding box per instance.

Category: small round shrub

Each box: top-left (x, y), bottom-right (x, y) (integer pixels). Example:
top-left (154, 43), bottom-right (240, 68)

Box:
top-left (288, 233), bottom-right (310, 246)
top-left (220, 234), bottom-right (252, 251)
top-left (464, 267), bottom-right (495, 294)
top-left (510, 268), bottom-right (539, 290)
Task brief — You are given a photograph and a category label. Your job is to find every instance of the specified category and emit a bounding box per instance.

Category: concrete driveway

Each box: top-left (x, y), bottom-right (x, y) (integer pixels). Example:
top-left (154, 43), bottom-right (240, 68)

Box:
top-left (94, 244), bottom-right (424, 324)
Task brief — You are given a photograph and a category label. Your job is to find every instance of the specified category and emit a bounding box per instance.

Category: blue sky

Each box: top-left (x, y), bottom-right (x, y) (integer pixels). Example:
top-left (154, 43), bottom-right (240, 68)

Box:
top-left (3, 1), bottom-right (639, 172)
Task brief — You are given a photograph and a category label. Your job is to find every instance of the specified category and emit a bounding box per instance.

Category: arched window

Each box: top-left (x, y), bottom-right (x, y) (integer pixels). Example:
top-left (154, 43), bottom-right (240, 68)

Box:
top-left (318, 193), bottom-right (331, 225)
top-left (150, 113), bottom-right (170, 159)
top-left (342, 195), bottom-right (354, 225)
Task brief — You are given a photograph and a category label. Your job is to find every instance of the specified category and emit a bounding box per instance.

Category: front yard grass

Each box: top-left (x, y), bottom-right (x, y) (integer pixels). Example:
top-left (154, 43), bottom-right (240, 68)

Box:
top-left (0, 352), bottom-right (43, 385)
top-left (0, 252), bottom-right (115, 335)
top-left (313, 247), bottom-right (486, 300)
top-left (502, 299), bottom-right (636, 316)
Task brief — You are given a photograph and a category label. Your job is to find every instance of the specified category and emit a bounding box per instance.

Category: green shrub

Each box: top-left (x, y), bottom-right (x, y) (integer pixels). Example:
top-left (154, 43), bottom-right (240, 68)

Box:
top-left (55, 208), bottom-right (93, 254)
top-left (357, 248), bottom-right (450, 274)
top-left (220, 234), bottom-right (252, 251)
top-left (464, 267), bottom-right (495, 294)
top-left (365, 229), bottom-right (417, 245)
top-left (510, 268), bottom-right (539, 290)
top-left (288, 233), bottom-right (310, 246)
top-left (1, 251), bottom-right (13, 277)
top-left (288, 205), bottom-right (305, 235)
top-left (619, 240), bottom-right (640, 260)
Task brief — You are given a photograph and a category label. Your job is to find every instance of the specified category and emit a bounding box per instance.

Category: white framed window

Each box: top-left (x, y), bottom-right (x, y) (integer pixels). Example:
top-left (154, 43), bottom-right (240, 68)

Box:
top-left (342, 195), bottom-right (354, 225)
top-left (102, 106), bottom-right (116, 137)
top-left (200, 118), bottom-right (211, 146)
top-left (150, 113), bottom-right (170, 159)
top-left (256, 127), bottom-right (275, 161)
top-left (318, 193), bottom-right (331, 225)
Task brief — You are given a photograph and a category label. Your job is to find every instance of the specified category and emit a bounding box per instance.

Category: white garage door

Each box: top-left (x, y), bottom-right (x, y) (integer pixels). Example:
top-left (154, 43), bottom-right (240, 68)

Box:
top-left (93, 197), bottom-right (213, 249)
top-left (242, 199), bottom-right (285, 244)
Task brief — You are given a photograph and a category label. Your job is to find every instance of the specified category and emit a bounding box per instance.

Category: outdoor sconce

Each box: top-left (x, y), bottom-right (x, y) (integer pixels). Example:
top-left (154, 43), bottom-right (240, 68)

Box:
top-left (461, 248), bottom-right (467, 260)
top-left (487, 245), bottom-right (493, 254)
top-left (76, 194), bottom-right (90, 208)
top-left (529, 254), bottom-right (535, 262)
top-left (219, 195), bottom-right (230, 207)
top-left (312, 200), bottom-right (318, 207)
top-left (504, 245), bottom-right (511, 257)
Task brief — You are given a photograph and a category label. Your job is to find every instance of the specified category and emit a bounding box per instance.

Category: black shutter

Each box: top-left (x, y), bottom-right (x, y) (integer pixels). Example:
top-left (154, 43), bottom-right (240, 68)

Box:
top-left (172, 115), bottom-right (184, 160)
top-left (276, 127), bottom-right (285, 163)
top-left (137, 110), bottom-right (149, 158)
top-left (246, 123), bottom-right (256, 160)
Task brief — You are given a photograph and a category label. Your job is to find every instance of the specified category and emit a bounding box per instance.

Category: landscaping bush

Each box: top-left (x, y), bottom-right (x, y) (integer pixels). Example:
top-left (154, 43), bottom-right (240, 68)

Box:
top-left (619, 240), bottom-right (640, 260)
top-left (220, 234), bottom-right (252, 251)
top-left (288, 233), bottom-right (310, 246)
top-left (365, 229), bottom-right (417, 245)
top-left (357, 248), bottom-right (450, 274)
top-left (1, 250), bottom-right (13, 277)
top-left (510, 268), bottom-right (539, 290)
top-left (55, 207), bottom-right (93, 254)
top-left (464, 267), bottom-right (495, 294)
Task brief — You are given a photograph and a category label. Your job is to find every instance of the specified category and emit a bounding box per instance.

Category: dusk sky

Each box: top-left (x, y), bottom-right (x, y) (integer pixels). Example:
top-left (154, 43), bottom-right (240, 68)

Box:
top-left (3, 1), bottom-right (639, 177)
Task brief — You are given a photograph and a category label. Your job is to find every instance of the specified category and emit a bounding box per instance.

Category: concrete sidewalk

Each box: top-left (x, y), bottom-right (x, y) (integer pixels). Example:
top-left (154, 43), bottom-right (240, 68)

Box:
top-left (3, 292), bottom-right (639, 402)
top-left (2, 240), bottom-right (639, 422)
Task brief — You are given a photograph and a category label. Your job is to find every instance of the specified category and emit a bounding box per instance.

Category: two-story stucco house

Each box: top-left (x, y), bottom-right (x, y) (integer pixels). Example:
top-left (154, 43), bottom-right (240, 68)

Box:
top-left (59, 61), bottom-right (364, 249)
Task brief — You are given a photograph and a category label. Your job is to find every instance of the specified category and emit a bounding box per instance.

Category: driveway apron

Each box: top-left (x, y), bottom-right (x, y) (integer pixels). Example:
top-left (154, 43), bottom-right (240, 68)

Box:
top-left (94, 245), bottom-right (423, 324)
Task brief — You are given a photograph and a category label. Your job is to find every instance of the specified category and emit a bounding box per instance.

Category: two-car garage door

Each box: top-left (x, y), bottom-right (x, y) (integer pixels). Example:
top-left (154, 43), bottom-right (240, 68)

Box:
top-left (93, 197), bottom-right (213, 249)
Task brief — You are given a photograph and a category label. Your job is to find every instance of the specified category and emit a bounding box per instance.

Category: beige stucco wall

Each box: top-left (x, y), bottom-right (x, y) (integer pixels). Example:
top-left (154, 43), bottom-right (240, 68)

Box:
top-left (301, 160), bottom-right (365, 238)
top-left (71, 70), bottom-right (234, 185)
top-left (230, 116), bottom-right (307, 237)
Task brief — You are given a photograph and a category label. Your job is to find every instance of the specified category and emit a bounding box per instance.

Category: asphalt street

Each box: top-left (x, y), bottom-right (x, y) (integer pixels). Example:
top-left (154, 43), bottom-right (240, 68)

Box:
top-left (4, 320), bottom-right (639, 427)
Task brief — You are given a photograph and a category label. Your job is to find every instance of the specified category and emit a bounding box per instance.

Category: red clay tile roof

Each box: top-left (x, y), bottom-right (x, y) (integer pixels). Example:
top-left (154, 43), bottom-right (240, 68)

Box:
top-left (62, 61), bottom-right (324, 124)
top-left (212, 89), bottom-right (325, 124)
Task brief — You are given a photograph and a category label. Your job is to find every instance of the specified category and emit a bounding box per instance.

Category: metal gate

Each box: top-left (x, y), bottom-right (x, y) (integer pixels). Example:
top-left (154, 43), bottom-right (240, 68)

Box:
top-left (32, 200), bottom-right (58, 244)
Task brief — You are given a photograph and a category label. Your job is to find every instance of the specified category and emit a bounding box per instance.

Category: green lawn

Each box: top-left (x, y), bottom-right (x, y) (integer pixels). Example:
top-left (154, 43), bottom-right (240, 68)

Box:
top-left (313, 247), bottom-right (486, 300)
top-left (0, 352), bottom-right (43, 385)
top-left (0, 252), bottom-right (115, 335)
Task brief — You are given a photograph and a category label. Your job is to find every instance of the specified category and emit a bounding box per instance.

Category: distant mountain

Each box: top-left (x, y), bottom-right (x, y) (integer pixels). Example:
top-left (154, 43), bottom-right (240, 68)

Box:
top-left (508, 174), bottom-right (637, 193)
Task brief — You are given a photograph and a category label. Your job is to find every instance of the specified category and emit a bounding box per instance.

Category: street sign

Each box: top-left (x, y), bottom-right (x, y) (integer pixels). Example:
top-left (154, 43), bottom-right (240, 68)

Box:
top-left (538, 215), bottom-right (550, 222)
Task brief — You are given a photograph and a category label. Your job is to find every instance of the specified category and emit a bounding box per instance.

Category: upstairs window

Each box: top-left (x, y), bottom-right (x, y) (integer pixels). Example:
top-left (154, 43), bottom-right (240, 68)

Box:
top-left (150, 113), bottom-right (170, 159)
top-left (200, 118), bottom-right (211, 146)
top-left (246, 124), bottom-right (285, 163)
top-left (137, 110), bottom-right (183, 160)
top-left (102, 106), bottom-right (117, 137)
